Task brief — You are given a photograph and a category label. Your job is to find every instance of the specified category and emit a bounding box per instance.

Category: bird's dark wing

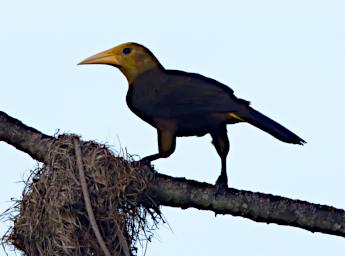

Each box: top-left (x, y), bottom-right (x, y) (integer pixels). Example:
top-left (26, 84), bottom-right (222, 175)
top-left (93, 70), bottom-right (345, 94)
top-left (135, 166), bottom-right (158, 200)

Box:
top-left (129, 69), bottom-right (250, 118)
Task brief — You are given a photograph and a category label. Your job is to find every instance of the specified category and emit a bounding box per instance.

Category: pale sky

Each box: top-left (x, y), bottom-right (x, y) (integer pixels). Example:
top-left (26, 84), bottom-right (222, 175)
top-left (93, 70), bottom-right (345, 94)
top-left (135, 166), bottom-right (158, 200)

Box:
top-left (0, 0), bottom-right (344, 255)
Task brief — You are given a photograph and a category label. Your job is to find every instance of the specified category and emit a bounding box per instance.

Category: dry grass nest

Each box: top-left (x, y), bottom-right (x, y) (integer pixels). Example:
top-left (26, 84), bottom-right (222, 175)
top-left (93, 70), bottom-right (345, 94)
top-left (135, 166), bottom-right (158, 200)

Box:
top-left (1, 134), bottom-right (163, 256)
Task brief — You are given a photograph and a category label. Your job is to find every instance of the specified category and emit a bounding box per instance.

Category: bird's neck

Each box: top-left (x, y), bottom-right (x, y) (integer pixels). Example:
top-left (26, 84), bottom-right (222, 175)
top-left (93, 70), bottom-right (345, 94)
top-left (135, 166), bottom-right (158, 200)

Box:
top-left (121, 60), bottom-right (164, 85)
top-left (128, 68), bottom-right (168, 90)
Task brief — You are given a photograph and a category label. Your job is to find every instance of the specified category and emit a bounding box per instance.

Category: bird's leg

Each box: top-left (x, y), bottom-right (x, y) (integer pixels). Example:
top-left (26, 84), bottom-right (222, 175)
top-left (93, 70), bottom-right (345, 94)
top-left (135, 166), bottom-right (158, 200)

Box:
top-left (211, 127), bottom-right (230, 193)
top-left (140, 130), bottom-right (176, 165)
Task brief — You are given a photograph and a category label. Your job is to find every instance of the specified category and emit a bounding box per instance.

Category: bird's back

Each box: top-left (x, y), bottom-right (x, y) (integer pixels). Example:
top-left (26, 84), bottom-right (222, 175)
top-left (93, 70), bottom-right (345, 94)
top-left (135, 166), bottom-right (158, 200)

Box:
top-left (127, 69), bottom-right (249, 119)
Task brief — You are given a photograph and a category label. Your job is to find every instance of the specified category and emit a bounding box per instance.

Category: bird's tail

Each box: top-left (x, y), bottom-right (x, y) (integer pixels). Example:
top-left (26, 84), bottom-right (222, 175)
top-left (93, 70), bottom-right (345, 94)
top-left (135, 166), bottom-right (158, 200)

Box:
top-left (240, 107), bottom-right (306, 145)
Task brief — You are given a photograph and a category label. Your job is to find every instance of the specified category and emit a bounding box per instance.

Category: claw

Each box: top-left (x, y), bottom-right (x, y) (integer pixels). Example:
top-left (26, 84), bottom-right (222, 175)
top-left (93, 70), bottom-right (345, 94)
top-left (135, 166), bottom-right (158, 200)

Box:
top-left (132, 159), bottom-right (151, 167)
top-left (214, 174), bottom-right (228, 196)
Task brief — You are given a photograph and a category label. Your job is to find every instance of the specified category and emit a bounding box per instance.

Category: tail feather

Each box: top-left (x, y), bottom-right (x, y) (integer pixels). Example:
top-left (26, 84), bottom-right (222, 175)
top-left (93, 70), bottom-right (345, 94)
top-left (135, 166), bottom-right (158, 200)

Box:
top-left (241, 107), bottom-right (306, 145)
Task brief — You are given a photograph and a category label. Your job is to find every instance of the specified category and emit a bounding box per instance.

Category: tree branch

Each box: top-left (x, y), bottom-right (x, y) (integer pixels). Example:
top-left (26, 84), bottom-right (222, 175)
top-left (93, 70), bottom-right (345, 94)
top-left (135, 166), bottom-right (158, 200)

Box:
top-left (0, 111), bottom-right (53, 162)
top-left (150, 174), bottom-right (345, 237)
top-left (1, 110), bottom-right (344, 238)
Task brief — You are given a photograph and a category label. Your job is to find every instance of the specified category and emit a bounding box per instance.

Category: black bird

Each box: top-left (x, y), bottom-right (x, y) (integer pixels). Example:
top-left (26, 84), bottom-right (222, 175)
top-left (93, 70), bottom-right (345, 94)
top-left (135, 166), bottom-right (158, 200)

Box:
top-left (80, 42), bottom-right (306, 191)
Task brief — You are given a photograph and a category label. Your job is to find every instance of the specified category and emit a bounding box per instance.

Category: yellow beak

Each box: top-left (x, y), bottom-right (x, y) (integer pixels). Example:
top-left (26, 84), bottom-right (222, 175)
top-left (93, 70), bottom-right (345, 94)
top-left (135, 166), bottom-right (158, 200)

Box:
top-left (78, 48), bottom-right (119, 66)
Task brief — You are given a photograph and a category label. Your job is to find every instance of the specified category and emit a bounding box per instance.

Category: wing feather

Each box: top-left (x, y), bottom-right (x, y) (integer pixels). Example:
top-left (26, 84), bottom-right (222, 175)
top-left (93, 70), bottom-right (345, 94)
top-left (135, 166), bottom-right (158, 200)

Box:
top-left (129, 69), bottom-right (249, 118)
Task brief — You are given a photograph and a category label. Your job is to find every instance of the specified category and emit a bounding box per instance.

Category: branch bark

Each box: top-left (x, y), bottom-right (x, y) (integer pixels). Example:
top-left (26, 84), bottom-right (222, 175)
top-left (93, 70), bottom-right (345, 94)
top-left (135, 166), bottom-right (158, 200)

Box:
top-left (0, 111), bottom-right (53, 162)
top-left (1, 110), bottom-right (344, 238)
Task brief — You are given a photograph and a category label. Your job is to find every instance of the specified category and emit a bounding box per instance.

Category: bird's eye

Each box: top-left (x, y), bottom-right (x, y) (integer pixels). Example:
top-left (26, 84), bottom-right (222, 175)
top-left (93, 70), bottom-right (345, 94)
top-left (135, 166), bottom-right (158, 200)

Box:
top-left (122, 47), bottom-right (132, 55)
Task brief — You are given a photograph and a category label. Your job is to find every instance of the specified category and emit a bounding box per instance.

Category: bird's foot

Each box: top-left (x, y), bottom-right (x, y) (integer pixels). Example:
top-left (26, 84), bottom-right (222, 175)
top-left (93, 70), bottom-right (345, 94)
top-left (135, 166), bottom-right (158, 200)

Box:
top-left (214, 175), bottom-right (228, 196)
top-left (132, 158), bottom-right (151, 167)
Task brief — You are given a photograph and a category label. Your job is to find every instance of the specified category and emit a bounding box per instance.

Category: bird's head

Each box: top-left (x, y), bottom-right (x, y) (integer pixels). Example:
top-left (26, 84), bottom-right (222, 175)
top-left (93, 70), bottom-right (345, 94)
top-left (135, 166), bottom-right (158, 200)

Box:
top-left (79, 42), bottom-right (163, 84)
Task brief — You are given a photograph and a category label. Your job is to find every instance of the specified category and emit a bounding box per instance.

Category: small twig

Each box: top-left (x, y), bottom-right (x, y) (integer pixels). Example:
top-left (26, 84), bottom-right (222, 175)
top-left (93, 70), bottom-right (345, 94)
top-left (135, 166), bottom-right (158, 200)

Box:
top-left (73, 138), bottom-right (113, 256)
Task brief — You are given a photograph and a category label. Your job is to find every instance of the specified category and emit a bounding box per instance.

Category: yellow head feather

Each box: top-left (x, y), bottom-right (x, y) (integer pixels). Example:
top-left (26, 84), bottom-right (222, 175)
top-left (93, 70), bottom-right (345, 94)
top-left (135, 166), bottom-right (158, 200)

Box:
top-left (79, 42), bottom-right (163, 84)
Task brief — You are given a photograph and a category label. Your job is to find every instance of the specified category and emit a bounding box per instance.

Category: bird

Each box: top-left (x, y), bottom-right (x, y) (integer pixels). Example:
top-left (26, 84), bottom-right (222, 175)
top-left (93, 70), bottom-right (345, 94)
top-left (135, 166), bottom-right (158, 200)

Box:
top-left (79, 42), bottom-right (306, 191)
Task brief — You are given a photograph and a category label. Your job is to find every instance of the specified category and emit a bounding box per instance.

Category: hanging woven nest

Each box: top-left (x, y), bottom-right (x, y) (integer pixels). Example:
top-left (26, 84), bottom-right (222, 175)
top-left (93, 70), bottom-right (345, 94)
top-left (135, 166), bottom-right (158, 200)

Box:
top-left (1, 134), bottom-right (162, 256)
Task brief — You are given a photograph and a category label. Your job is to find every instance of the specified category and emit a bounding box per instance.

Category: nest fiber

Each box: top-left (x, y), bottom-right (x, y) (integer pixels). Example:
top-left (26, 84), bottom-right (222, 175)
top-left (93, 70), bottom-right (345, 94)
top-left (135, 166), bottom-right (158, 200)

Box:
top-left (2, 135), bottom-right (161, 255)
